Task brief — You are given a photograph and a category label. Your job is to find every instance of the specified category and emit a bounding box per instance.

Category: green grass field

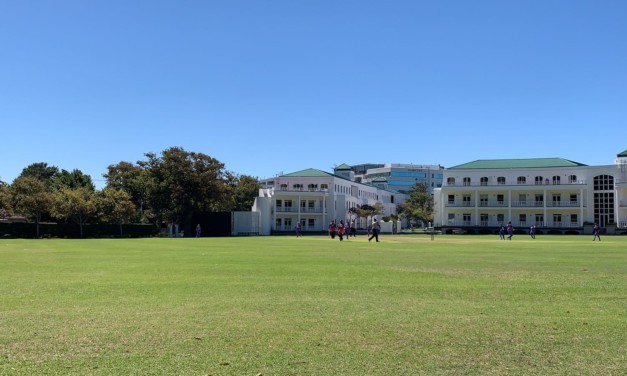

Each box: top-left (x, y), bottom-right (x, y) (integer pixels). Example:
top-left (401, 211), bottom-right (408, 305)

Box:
top-left (1, 234), bottom-right (625, 375)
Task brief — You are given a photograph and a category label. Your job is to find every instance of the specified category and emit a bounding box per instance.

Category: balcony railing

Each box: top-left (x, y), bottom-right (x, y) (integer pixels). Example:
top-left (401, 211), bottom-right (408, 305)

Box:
top-left (444, 180), bottom-right (586, 187)
top-left (446, 201), bottom-right (479, 207)
top-left (446, 201), bottom-right (583, 208)
top-left (276, 207), bottom-right (298, 212)
top-left (478, 201), bottom-right (508, 207)
top-left (278, 187), bottom-right (329, 193)
top-left (546, 201), bottom-right (581, 207)
top-left (276, 207), bottom-right (324, 213)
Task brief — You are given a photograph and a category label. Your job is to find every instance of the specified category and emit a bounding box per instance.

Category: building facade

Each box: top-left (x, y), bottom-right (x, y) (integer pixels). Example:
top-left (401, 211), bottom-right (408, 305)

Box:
top-left (253, 168), bottom-right (406, 235)
top-left (433, 151), bottom-right (627, 233)
top-left (346, 163), bottom-right (444, 195)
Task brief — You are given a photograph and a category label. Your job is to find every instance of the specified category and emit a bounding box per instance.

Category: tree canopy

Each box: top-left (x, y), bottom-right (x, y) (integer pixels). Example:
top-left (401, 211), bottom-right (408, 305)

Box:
top-left (398, 182), bottom-right (434, 226)
top-left (4, 147), bottom-right (265, 237)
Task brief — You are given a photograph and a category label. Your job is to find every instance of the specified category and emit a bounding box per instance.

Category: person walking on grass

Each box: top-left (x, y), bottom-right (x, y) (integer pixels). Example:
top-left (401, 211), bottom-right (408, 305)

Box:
top-left (295, 221), bottom-right (302, 237)
top-left (338, 221), bottom-right (345, 241)
top-left (506, 221), bottom-right (514, 240)
top-left (529, 224), bottom-right (536, 239)
top-left (499, 224), bottom-right (505, 240)
top-left (593, 223), bottom-right (601, 241)
top-left (369, 218), bottom-right (381, 242)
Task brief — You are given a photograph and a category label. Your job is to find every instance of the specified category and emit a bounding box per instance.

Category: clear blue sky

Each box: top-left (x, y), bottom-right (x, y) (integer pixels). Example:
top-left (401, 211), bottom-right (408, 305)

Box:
top-left (2, 1), bottom-right (626, 188)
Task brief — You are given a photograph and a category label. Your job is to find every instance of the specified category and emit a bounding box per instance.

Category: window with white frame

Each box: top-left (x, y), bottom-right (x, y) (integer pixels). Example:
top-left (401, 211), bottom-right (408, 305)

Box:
top-left (497, 177), bottom-right (506, 185)
top-left (517, 176), bottom-right (526, 184)
top-left (480, 213), bottom-right (488, 225)
top-left (463, 213), bottom-right (471, 225)
top-left (463, 195), bottom-right (472, 206)
top-left (480, 194), bottom-right (488, 206)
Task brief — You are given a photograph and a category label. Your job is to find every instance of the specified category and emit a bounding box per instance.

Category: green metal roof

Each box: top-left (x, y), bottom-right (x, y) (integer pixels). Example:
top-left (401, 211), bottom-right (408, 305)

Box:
top-left (618, 150), bottom-right (627, 157)
top-left (449, 158), bottom-right (587, 169)
top-left (335, 163), bottom-right (352, 170)
top-left (281, 168), bottom-right (335, 178)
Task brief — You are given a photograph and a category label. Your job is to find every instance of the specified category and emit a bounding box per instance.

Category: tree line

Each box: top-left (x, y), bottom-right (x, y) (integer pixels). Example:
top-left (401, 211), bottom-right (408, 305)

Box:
top-left (0, 147), bottom-right (260, 237)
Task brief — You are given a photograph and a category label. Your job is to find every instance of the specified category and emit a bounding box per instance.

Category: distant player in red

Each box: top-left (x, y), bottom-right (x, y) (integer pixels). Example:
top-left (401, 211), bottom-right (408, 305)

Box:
top-left (329, 221), bottom-right (336, 239)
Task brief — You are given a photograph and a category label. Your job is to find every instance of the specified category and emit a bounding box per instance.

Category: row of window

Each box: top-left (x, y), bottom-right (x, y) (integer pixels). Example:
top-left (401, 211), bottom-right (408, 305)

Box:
top-left (277, 182), bottom-right (383, 201)
top-left (449, 213), bottom-right (578, 224)
top-left (448, 193), bottom-right (578, 203)
top-left (280, 183), bottom-right (328, 190)
top-left (448, 175), bottom-right (579, 186)
top-left (275, 218), bottom-right (316, 229)
top-left (446, 175), bottom-right (615, 189)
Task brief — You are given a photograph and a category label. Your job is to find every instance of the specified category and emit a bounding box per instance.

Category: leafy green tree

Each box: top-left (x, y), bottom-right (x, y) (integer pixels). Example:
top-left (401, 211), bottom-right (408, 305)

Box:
top-left (95, 188), bottom-right (137, 236)
top-left (51, 169), bottom-right (95, 192)
top-left (139, 147), bottom-right (230, 236)
top-left (229, 174), bottom-right (260, 211)
top-left (19, 162), bottom-right (59, 183)
top-left (355, 203), bottom-right (384, 225)
top-left (53, 187), bottom-right (96, 238)
top-left (11, 176), bottom-right (55, 237)
top-left (398, 182), bottom-right (433, 226)
top-left (0, 180), bottom-right (12, 218)
top-left (103, 161), bottom-right (147, 221)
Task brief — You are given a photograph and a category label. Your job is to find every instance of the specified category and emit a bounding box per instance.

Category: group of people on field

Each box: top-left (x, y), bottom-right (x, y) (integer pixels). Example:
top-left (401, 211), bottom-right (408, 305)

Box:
top-left (499, 222), bottom-right (602, 241)
top-left (328, 219), bottom-right (356, 241)
top-left (326, 218), bottom-right (381, 242)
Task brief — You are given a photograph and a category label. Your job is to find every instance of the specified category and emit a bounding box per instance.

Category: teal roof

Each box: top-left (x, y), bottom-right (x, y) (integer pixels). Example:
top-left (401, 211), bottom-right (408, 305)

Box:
top-left (335, 163), bottom-right (352, 170)
top-left (281, 168), bottom-right (335, 178)
top-left (449, 158), bottom-right (587, 169)
top-left (618, 150), bottom-right (627, 157)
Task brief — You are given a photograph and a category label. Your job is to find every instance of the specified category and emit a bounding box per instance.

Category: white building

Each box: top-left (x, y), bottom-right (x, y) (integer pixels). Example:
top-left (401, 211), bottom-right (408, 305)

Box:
top-left (433, 151), bottom-right (627, 234)
top-left (253, 168), bottom-right (406, 235)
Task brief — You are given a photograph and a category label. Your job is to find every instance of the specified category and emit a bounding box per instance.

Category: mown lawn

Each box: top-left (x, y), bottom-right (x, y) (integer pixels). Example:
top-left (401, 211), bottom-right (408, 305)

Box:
top-left (0, 234), bottom-right (625, 375)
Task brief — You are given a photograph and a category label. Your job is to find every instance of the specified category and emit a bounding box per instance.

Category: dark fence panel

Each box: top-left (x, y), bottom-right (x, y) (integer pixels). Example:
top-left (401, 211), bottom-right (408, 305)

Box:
top-left (0, 222), bottom-right (158, 239)
top-left (191, 212), bottom-right (232, 237)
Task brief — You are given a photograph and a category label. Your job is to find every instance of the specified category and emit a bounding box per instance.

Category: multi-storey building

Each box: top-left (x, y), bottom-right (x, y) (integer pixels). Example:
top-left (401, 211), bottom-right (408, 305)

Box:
top-left (347, 163), bottom-right (444, 195)
top-left (433, 150), bottom-right (627, 234)
top-left (253, 168), bottom-right (406, 235)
